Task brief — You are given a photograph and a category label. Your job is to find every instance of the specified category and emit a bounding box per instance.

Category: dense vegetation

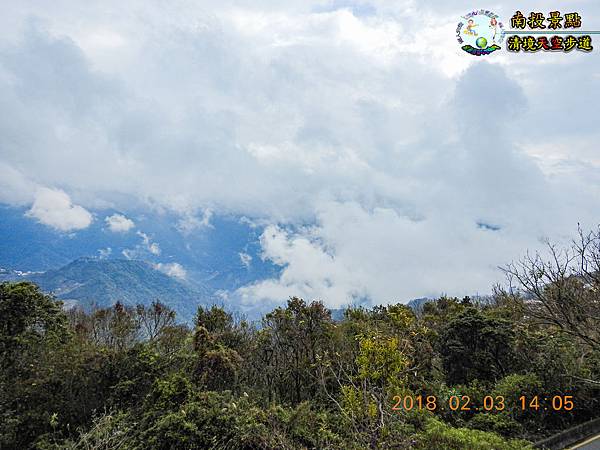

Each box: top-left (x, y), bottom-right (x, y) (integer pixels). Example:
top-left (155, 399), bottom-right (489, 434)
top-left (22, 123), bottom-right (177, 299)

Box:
top-left (2, 230), bottom-right (600, 449)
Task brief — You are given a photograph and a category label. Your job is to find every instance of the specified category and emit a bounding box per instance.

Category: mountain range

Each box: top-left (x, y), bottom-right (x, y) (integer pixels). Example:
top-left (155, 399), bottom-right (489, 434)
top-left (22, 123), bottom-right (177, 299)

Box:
top-left (1, 204), bottom-right (461, 321)
top-left (1, 258), bottom-right (215, 322)
top-left (0, 204), bottom-right (286, 321)
top-left (0, 204), bottom-right (279, 290)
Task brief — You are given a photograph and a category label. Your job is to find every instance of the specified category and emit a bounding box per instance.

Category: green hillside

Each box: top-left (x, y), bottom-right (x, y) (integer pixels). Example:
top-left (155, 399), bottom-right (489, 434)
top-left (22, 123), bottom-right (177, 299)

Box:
top-left (29, 258), bottom-right (213, 321)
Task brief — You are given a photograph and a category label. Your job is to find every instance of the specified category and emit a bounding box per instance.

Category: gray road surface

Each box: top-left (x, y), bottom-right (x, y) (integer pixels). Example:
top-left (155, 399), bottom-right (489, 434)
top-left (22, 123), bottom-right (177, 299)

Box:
top-left (570, 434), bottom-right (600, 450)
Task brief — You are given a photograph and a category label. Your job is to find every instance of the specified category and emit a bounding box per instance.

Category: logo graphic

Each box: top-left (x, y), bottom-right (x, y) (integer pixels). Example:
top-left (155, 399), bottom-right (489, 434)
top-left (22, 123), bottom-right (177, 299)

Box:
top-left (456, 10), bottom-right (506, 56)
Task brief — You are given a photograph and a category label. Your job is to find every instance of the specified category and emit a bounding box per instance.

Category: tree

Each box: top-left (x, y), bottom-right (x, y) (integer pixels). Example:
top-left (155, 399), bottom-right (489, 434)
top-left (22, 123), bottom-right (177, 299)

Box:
top-left (0, 281), bottom-right (69, 366)
top-left (136, 301), bottom-right (176, 342)
top-left (87, 302), bottom-right (139, 350)
top-left (3, 278), bottom-right (596, 448)
top-left (502, 228), bottom-right (600, 353)
top-left (440, 308), bottom-right (515, 385)
top-left (0, 282), bottom-right (70, 447)
top-left (259, 297), bottom-right (334, 404)
top-left (192, 307), bottom-right (248, 391)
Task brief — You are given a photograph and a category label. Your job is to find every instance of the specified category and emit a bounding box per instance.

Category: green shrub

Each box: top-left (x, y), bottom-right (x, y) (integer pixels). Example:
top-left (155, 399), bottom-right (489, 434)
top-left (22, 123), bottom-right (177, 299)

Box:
top-left (416, 418), bottom-right (533, 450)
top-left (468, 412), bottom-right (523, 437)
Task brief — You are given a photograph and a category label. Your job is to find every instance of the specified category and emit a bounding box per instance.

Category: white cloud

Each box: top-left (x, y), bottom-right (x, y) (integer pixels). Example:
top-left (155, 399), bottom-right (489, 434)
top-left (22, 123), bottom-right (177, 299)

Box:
top-left (122, 231), bottom-right (161, 259)
top-left (25, 187), bottom-right (93, 231)
top-left (98, 247), bottom-right (112, 259)
top-left (2, 2), bottom-right (600, 306)
top-left (137, 231), bottom-right (161, 255)
top-left (105, 213), bottom-right (135, 232)
top-left (236, 61), bottom-right (600, 307)
top-left (237, 202), bottom-right (531, 307)
top-left (154, 262), bottom-right (187, 280)
top-left (239, 252), bottom-right (252, 268)
top-left (0, 163), bottom-right (37, 205)
top-left (176, 209), bottom-right (213, 234)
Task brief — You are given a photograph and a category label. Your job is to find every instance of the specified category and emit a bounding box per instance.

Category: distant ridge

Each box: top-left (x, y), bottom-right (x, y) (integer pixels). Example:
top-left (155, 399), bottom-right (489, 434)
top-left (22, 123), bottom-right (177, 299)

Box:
top-left (25, 257), bottom-right (214, 322)
top-left (407, 297), bottom-right (433, 312)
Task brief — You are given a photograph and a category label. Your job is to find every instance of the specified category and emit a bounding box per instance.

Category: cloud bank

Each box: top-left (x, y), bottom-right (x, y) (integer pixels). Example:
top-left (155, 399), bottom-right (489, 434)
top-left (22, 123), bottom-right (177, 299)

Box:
top-left (105, 213), bottom-right (135, 232)
top-left (154, 262), bottom-right (187, 280)
top-left (122, 231), bottom-right (161, 259)
top-left (25, 187), bottom-right (93, 232)
top-left (2, 1), bottom-right (600, 306)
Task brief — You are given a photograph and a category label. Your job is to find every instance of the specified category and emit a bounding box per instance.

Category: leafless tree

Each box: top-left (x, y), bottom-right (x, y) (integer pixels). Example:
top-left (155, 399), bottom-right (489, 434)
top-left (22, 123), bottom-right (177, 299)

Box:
top-left (501, 225), bottom-right (600, 352)
top-left (136, 301), bottom-right (175, 342)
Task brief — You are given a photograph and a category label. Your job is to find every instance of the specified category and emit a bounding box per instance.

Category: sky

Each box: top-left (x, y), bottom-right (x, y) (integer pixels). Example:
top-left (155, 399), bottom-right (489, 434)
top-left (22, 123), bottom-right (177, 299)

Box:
top-left (1, 0), bottom-right (600, 307)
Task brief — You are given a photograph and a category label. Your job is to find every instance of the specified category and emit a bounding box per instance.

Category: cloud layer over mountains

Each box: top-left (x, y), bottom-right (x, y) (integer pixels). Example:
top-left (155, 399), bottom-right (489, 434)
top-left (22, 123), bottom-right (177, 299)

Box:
top-left (1, 0), bottom-right (600, 306)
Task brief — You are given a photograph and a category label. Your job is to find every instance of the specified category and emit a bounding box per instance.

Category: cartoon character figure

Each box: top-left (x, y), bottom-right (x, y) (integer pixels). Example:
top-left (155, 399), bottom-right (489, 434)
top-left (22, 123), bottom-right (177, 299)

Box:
top-left (464, 19), bottom-right (478, 36)
top-left (489, 17), bottom-right (498, 42)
